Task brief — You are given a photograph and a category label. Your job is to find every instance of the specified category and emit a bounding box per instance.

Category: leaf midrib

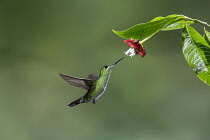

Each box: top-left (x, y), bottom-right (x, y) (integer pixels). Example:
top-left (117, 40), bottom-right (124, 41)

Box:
top-left (186, 26), bottom-right (207, 72)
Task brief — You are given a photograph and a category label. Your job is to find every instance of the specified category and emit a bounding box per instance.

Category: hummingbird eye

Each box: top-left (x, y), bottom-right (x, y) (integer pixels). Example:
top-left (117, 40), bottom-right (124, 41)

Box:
top-left (104, 66), bottom-right (108, 69)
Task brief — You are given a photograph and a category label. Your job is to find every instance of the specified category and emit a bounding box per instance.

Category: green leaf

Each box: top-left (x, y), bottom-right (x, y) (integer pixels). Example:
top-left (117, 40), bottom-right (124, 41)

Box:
top-left (151, 16), bottom-right (194, 31)
top-left (182, 25), bottom-right (210, 85)
top-left (204, 28), bottom-right (210, 45)
top-left (113, 14), bottom-right (185, 40)
top-left (161, 20), bottom-right (194, 31)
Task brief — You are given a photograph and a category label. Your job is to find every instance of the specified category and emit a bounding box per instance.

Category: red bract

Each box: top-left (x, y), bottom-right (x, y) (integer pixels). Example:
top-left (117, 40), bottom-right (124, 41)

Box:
top-left (124, 39), bottom-right (146, 57)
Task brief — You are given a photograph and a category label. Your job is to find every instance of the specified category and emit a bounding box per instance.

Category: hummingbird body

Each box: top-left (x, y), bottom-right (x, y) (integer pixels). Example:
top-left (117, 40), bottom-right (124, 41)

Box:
top-left (59, 57), bottom-right (124, 107)
top-left (88, 69), bottom-right (112, 102)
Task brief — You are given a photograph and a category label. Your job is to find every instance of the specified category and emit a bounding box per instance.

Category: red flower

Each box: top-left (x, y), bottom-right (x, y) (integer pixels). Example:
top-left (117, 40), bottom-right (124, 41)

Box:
top-left (124, 39), bottom-right (146, 57)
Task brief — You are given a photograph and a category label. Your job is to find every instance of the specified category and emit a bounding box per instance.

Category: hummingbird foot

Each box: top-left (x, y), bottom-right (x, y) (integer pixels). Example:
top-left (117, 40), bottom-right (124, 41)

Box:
top-left (93, 99), bottom-right (97, 104)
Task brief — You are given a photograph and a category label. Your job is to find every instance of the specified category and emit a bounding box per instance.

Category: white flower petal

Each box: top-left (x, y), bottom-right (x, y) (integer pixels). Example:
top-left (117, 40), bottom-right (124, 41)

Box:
top-left (124, 48), bottom-right (136, 57)
top-left (124, 48), bottom-right (132, 55)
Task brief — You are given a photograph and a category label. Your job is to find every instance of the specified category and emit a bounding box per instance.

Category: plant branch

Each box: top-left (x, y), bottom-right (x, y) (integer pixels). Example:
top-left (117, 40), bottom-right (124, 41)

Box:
top-left (185, 17), bottom-right (210, 28)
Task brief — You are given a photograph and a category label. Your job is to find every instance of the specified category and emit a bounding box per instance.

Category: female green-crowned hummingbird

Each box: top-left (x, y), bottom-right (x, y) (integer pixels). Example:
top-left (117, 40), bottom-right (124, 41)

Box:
top-left (59, 57), bottom-right (124, 107)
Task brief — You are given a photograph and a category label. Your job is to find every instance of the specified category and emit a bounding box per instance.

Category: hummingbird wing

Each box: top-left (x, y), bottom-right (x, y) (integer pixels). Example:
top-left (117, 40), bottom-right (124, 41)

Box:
top-left (58, 73), bottom-right (95, 90)
top-left (87, 73), bottom-right (99, 80)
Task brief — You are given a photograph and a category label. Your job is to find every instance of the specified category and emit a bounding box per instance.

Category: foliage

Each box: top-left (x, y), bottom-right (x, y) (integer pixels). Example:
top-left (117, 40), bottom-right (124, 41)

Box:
top-left (113, 14), bottom-right (210, 86)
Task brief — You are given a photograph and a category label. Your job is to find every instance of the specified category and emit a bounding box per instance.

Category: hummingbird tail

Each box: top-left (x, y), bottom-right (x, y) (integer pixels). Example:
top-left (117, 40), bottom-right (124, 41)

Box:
top-left (67, 97), bottom-right (84, 107)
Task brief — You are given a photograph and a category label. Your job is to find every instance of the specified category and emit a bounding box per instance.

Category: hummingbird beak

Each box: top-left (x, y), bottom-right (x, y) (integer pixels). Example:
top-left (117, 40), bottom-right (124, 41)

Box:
top-left (112, 57), bottom-right (125, 66)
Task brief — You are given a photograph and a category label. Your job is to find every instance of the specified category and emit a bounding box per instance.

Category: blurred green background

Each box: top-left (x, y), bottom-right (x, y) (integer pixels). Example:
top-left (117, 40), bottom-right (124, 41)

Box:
top-left (1, 0), bottom-right (210, 140)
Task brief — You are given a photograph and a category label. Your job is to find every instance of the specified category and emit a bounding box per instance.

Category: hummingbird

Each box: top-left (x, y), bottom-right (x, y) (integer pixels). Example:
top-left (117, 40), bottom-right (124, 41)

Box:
top-left (58, 57), bottom-right (124, 107)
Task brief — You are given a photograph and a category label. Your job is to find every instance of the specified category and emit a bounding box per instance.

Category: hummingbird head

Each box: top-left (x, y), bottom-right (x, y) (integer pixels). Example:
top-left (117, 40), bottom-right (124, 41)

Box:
top-left (99, 57), bottom-right (125, 76)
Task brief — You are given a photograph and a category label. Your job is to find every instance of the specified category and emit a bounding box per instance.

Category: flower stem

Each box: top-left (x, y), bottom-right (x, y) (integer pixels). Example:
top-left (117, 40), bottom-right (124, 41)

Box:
top-left (139, 33), bottom-right (156, 44)
top-left (185, 17), bottom-right (210, 28)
